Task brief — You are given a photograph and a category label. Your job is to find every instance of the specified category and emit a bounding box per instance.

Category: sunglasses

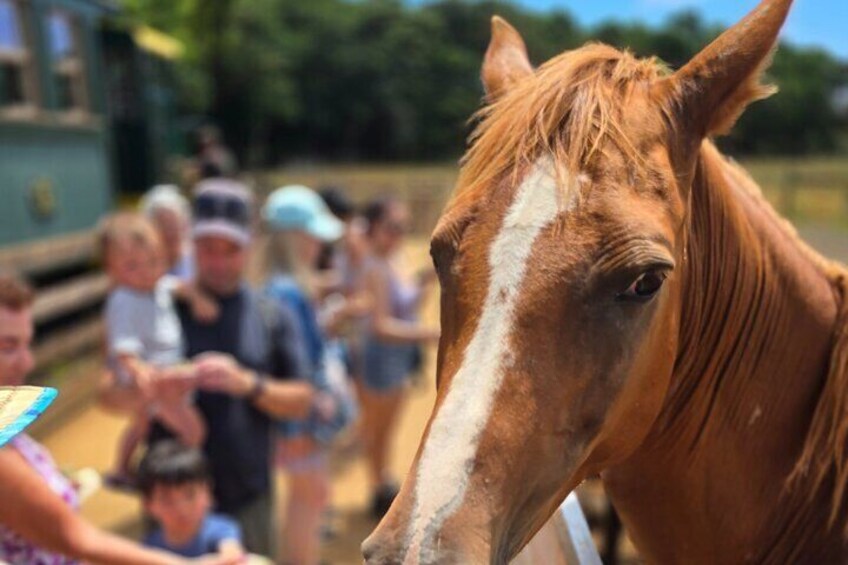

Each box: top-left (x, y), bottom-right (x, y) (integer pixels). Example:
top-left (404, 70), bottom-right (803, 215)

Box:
top-left (194, 193), bottom-right (251, 227)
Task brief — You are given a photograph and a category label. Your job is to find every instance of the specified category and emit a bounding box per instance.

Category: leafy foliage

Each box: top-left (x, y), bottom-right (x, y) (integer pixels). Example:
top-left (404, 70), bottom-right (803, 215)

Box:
top-left (121, 0), bottom-right (848, 165)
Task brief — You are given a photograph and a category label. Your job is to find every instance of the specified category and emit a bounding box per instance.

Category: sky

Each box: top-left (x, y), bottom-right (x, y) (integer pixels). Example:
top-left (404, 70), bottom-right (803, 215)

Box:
top-left (421, 0), bottom-right (848, 60)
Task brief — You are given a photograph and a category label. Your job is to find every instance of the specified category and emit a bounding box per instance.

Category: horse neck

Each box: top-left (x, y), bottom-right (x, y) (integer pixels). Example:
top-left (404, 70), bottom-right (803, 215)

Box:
top-left (664, 143), bottom-right (839, 452)
top-left (606, 142), bottom-right (845, 563)
top-left (664, 143), bottom-right (837, 436)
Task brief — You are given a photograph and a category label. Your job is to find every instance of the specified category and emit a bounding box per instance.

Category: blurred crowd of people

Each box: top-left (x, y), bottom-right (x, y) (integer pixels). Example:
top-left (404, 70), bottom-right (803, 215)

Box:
top-left (0, 160), bottom-right (439, 564)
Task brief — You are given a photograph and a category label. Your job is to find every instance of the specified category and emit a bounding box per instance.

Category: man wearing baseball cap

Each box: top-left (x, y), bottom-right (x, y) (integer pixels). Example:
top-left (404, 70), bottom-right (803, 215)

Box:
top-left (148, 178), bottom-right (315, 557)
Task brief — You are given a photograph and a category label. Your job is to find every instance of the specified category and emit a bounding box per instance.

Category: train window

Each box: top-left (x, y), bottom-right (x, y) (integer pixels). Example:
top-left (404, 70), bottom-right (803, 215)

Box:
top-left (47, 9), bottom-right (87, 112)
top-left (0, 0), bottom-right (36, 112)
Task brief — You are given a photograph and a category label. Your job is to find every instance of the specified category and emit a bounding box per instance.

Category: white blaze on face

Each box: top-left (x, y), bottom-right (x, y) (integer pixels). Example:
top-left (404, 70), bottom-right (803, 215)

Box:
top-left (405, 159), bottom-right (579, 562)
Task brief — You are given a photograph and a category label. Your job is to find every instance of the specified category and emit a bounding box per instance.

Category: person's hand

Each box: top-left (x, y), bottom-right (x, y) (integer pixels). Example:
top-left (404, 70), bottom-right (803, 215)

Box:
top-left (188, 553), bottom-right (245, 564)
top-left (344, 293), bottom-right (373, 318)
top-left (193, 353), bottom-right (254, 397)
top-left (313, 391), bottom-right (338, 422)
top-left (190, 291), bottom-right (220, 324)
top-left (159, 363), bottom-right (197, 383)
top-left (217, 540), bottom-right (245, 561)
top-left (154, 365), bottom-right (197, 405)
top-left (416, 266), bottom-right (438, 287)
top-left (425, 327), bottom-right (441, 343)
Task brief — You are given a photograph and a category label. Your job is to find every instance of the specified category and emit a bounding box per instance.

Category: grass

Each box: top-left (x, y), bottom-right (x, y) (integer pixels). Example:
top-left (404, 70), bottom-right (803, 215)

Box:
top-left (741, 157), bottom-right (848, 228)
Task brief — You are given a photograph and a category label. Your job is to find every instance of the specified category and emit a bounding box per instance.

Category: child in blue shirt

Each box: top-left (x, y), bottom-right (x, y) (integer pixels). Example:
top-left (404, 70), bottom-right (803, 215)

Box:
top-left (138, 440), bottom-right (244, 560)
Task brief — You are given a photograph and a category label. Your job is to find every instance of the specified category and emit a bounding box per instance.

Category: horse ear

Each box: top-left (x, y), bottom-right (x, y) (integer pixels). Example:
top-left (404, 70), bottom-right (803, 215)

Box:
top-left (660, 0), bottom-right (793, 138)
top-left (482, 16), bottom-right (533, 101)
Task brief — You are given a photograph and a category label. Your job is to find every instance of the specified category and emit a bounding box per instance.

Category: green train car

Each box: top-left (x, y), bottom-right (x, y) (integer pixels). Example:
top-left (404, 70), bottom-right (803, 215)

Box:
top-left (0, 0), bottom-right (183, 389)
top-left (1, 0), bottom-right (180, 264)
top-left (1, 0), bottom-right (113, 253)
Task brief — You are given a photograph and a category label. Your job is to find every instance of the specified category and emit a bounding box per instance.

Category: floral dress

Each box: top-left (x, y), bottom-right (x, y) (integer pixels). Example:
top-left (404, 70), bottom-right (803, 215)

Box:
top-left (0, 434), bottom-right (80, 564)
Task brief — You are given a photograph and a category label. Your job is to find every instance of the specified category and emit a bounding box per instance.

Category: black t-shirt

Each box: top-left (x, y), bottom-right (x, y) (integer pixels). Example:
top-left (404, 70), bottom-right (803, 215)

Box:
top-left (150, 284), bottom-right (308, 513)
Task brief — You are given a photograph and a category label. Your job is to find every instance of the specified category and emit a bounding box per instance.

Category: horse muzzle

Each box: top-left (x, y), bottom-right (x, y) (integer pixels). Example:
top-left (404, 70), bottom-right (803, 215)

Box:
top-left (362, 529), bottom-right (491, 565)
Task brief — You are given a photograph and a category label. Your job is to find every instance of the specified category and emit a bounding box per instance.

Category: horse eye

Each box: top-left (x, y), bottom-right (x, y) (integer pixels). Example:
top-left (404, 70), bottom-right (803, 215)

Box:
top-left (617, 270), bottom-right (667, 303)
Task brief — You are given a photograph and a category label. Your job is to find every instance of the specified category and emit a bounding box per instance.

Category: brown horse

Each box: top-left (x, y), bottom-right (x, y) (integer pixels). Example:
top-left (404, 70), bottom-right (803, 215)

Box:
top-left (363, 0), bottom-right (848, 563)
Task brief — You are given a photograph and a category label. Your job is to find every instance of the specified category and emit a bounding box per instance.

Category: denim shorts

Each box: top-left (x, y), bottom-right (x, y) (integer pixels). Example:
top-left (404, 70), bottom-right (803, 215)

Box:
top-left (361, 339), bottom-right (418, 392)
top-left (278, 341), bottom-right (356, 445)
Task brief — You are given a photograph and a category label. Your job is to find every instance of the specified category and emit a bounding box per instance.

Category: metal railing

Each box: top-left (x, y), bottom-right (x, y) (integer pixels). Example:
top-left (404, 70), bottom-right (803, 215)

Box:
top-left (555, 492), bottom-right (604, 565)
top-left (513, 491), bottom-right (603, 565)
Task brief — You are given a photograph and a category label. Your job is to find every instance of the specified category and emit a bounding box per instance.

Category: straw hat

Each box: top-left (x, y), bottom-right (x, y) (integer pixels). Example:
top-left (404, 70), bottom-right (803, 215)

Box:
top-left (0, 386), bottom-right (57, 447)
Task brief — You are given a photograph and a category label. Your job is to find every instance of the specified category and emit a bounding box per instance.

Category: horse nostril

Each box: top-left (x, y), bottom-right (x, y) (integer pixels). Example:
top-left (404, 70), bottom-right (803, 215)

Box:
top-left (361, 536), bottom-right (381, 563)
top-left (362, 536), bottom-right (405, 564)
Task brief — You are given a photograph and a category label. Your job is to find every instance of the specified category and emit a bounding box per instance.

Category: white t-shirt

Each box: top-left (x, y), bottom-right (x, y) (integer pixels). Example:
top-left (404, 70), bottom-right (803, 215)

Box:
top-left (105, 276), bottom-right (184, 384)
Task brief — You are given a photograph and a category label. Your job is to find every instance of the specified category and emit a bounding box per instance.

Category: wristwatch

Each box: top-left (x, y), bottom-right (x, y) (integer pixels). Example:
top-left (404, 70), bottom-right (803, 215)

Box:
top-left (246, 372), bottom-right (267, 401)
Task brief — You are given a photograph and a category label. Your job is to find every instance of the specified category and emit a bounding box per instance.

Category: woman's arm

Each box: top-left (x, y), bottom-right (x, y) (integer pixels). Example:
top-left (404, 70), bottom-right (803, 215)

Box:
top-left (365, 268), bottom-right (439, 344)
top-left (0, 448), bottom-right (191, 565)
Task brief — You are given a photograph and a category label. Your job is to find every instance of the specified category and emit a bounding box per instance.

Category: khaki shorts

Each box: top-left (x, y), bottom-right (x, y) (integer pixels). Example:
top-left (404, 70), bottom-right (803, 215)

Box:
top-left (233, 490), bottom-right (276, 558)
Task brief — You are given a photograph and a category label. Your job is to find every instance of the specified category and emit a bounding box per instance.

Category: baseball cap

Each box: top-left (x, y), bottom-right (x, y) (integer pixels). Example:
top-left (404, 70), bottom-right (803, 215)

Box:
top-left (192, 178), bottom-right (254, 246)
top-left (263, 185), bottom-right (344, 242)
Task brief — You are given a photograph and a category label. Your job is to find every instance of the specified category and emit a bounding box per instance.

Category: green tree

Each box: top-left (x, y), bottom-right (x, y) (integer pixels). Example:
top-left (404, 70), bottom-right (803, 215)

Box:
top-left (119, 0), bottom-right (847, 162)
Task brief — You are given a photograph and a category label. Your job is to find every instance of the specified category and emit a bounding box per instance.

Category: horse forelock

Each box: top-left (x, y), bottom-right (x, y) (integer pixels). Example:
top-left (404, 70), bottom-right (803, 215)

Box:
top-left (452, 44), bottom-right (668, 209)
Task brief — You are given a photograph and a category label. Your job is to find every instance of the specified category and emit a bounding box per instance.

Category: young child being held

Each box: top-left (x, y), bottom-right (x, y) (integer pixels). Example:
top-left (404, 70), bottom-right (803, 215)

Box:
top-left (139, 440), bottom-right (244, 559)
top-left (98, 212), bottom-right (216, 487)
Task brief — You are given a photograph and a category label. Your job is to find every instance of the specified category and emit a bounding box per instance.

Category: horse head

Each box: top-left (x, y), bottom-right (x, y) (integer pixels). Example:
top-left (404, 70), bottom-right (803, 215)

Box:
top-left (364, 0), bottom-right (793, 562)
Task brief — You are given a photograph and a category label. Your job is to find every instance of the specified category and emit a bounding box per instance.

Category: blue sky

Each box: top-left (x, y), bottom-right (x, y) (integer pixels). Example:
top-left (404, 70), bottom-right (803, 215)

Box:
top-left (422, 1), bottom-right (848, 60)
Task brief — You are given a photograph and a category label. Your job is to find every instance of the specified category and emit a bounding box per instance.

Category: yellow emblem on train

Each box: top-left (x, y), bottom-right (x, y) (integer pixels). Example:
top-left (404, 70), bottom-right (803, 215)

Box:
top-left (29, 177), bottom-right (57, 220)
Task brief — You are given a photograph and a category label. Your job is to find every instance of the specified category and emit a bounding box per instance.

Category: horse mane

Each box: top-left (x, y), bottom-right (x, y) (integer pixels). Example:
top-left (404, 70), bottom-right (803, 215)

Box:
top-left (454, 44), bottom-right (667, 206)
top-left (702, 147), bottom-right (848, 532)
top-left (792, 271), bottom-right (848, 531)
top-left (743, 156), bottom-right (848, 529)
